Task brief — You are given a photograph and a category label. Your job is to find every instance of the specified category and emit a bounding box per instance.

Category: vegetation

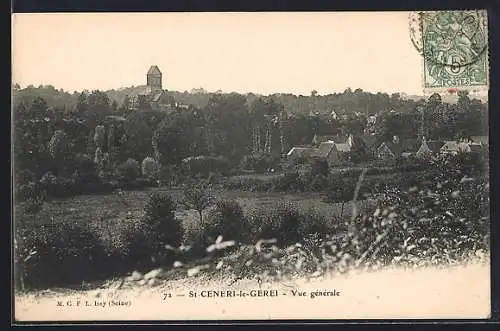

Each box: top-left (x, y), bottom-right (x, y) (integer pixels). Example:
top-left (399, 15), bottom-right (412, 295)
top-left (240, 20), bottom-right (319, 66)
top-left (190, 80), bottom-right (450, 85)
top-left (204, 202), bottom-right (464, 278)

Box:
top-left (12, 84), bottom-right (489, 291)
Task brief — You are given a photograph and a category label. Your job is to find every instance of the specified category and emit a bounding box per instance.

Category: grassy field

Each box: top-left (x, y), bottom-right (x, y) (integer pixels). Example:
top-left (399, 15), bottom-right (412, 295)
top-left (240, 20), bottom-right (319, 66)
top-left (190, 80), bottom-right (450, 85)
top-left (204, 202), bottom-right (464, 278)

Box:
top-left (15, 186), bottom-right (377, 243)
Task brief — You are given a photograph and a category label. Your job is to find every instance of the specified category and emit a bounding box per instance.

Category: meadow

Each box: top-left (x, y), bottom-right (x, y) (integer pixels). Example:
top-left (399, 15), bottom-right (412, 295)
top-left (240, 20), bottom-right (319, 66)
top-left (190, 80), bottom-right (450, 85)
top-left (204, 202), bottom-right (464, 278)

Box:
top-left (16, 185), bottom-right (376, 243)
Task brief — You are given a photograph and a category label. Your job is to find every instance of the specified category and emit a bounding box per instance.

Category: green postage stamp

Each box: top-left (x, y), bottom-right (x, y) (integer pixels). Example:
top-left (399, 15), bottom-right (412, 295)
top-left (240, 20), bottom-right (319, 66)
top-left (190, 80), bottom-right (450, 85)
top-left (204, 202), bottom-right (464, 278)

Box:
top-left (411, 10), bottom-right (489, 92)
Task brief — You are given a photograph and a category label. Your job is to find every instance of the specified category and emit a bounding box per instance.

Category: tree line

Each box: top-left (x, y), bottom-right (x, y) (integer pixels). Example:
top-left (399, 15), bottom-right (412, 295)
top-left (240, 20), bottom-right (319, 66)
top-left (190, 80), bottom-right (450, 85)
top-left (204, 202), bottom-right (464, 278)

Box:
top-left (13, 85), bottom-right (488, 197)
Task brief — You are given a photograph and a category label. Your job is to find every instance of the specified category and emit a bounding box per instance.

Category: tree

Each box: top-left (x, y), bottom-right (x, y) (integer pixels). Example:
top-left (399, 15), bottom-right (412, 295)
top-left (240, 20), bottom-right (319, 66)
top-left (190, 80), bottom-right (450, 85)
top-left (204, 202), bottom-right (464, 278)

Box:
top-left (143, 192), bottom-right (184, 249)
top-left (457, 90), bottom-right (471, 110)
top-left (152, 123), bottom-right (190, 167)
top-left (47, 130), bottom-right (73, 175)
top-left (324, 177), bottom-right (357, 217)
top-left (141, 156), bottom-right (159, 180)
top-left (116, 158), bottom-right (141, 183)
top-left (427, 93), bottom-right (442, 108)
top-left (183, 181), bottom-right (214, 223)
top-left (122, 110), bottom-right (166, 163)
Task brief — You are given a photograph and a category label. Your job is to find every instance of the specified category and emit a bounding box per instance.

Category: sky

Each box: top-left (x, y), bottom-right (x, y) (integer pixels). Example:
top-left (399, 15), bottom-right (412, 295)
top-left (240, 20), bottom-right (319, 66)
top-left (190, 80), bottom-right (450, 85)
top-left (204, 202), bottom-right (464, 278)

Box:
top-left (12, 12), bottom-right (425, 96)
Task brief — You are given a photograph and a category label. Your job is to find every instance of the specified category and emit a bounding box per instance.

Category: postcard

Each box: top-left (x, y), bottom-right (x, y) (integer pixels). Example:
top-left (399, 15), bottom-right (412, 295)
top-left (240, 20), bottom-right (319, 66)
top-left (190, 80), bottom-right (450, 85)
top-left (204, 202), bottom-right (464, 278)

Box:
top-left (12, 11), bottom-right (490, 321)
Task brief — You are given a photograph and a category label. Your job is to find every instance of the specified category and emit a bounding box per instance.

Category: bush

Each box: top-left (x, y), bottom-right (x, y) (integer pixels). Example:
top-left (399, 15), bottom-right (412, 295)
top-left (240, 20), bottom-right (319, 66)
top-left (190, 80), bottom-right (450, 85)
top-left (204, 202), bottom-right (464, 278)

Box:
top-left (116, 158), bottom-right (141, 183)
top-left (310, 158), bottom-right (329, 177)
top-left (193, 200), bottom-right (249, 247)
top-left (143, 192), bottom-right (184, 251)
top-left (78, 180), bottom-right (115, 194)
top-left (141, 156), bottom-right (159, 180)
top-left (222, 175), bottom-right (275, 192)
top-left (107, 193), bottom-right (184, 271)
top-left (240, 153), bottom-right (282, 174)
top-left (247, 202), bottom-right (331, 247)
top-left (182, 156), bottom-right (230, 177)
top-left (117, 177), bottom-right (156, 190)
top-left (108, 219), bottom-right (161, 272)
top-left (15, 222), bottom-right (108, 289)
top-left (16, 181), bottom-right (44, 202)
top-left (175, 156), bottom-right (489, 283)
top-left (158, 164), bottom-right (184, 187)
top-left (39, 172), bottom-right (78, 199)
top-left (273, 172), bottom-right (304, 192)
top-left (72, 153), bottom-right (99, 183)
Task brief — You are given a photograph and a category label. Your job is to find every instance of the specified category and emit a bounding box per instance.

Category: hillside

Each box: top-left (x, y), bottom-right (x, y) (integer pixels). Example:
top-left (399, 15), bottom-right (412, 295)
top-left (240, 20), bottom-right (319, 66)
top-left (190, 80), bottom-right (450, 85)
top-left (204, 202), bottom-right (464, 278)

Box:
top-left (12, 84), bottom-right (488, 117)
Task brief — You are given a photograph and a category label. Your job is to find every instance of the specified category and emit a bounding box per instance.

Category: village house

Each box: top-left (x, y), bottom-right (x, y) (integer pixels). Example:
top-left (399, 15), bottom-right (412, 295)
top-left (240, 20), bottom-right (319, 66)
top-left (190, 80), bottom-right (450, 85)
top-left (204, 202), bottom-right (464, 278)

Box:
top-left (331, 110), bottom-right (339, 120)
top-left (286, 147), bottom-right (318, 162)
top-left (310, 142), bottom-right (340, 166)
top-left (440, 141), bottom-right (473, 155)
top-left (469, 136), bottom-right (489, 146)
top-left (127, 65), bottom-right (176, 111)
top-left (312, 134), bottom-right (338, 146)
top-left (415, 135), bottom-right (487, 159)
top-left (310, 133), bottom-right (374, 161)
top-left (415, 137), bottom-right (445, 159)
top-left (375, 136), bottom-right (418, 160)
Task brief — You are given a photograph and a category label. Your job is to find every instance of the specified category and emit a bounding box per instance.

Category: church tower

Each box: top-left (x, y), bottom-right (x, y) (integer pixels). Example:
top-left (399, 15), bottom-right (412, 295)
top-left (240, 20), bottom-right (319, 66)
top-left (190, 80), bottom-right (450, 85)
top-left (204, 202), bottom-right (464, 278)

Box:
top-left (146, 65), bottom-right (162, 91)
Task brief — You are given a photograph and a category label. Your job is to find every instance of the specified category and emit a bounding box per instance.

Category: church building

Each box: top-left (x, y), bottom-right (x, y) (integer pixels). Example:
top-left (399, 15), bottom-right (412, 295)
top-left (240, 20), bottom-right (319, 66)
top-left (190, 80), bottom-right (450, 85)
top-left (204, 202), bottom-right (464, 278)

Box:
top-left (127, 65), bottom-right (176, 110)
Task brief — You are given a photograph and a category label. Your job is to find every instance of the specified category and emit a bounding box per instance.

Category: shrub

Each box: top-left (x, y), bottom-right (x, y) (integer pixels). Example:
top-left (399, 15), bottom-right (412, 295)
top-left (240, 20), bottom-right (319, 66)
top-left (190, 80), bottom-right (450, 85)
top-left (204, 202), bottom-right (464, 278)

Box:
top-left (105, 193), bottom-right (184, 271)
top-left (116, 158), bottom-right (141, 183)
top-left (108, 219), bottom-right (160, 272)
top-left (143, 192), bottom-right (184, 251)
top-left (222, 176), bottom-right (275, 192)
top-left (22, 196), bottom-right (44, 218)
top-left (177, 156), bottom-right (489, 283)
top-left (310, 158), bottom-right (329, 177)
top-left (141, 156), bottom-right (159, 180)
top-left (182, 156), bottom-right (230, 177)
top-left (206, 200), bottom-right (248, 241)
top-left (15, 222), bottom-right (108, 289)
top-left (72, 153), bottom-right (99, 183)
top-left (240, 153), bottom-right (281, 174)
top-left (78, 180), bottom-right (115, 194)
top-left (158, 164), bottom-right (184, 187)
top-left (16, 181), bottom-right (44, 202)
top-left (39, 172), bottom-right (78, 199)
top-left (247, 202), bottom-right (330, 247)
top-left (273, 171), bottom-right (304, 192)
top-left (301, 172), bottom-right (328, 192)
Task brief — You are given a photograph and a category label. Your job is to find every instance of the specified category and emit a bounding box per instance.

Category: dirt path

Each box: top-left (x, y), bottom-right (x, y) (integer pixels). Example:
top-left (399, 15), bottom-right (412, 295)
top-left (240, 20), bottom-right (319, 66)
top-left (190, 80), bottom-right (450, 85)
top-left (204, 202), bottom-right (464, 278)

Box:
top-left (14, 260), bottom-right (490, 321)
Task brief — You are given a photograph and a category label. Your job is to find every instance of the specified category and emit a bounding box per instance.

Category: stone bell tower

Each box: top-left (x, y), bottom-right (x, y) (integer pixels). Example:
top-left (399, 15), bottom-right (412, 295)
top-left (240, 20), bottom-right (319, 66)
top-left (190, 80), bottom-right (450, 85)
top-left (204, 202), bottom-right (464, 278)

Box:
top-left (146, 65), bottom-right (162, 91)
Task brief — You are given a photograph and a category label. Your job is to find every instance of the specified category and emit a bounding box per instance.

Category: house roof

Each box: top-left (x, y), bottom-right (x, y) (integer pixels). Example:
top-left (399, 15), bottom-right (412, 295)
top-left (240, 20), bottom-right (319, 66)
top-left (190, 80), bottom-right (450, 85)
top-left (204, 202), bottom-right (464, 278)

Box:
top-left (378, 142), bottom-right (402, 155)
top-left (128, 86), bottom-right (153, 98)
top-left (380, 139), bottom-right (419, 154)
top-left (470, 144), bottom-right (485, 153)
top-left (311, 142), bottom-right (337, 158)
top-left (287, 147), bottom-right (318, 158)
top-left (441, 141), bottom-right (461, 152)
top-left (426, 140), bottom-right (445, 153)
top-left (335, 143), bottom-right (351, 152)
top-left (360, 135), bottom-right (379, 150)
top-left (147, 65), bottom-right (162, 76)
top-left (313, 134), bottom-right (338, 144)
top-left (105, 115), bottom-right (127, 122)
top-left (470, 136), bottom-right (488, 145)
top-left (151, 91), bottom-right (165, 102)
